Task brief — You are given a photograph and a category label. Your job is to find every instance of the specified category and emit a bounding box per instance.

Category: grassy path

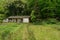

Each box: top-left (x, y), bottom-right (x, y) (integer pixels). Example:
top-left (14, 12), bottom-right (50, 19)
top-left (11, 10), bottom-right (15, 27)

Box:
top-left (22, 24), bottom-right (29, 40)
top-left (27, 24), bottom-right (36, 40)
top-left (22, 24), bottom-right (36, 40)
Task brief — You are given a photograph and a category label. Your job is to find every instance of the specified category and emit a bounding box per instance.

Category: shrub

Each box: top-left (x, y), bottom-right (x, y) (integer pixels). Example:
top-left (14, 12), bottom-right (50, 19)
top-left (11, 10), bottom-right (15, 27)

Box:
top-left (0, 14), bottom-right (6, 23)
top-left (32, 19), bottom-right (43, 25)
top-left (0, 20), bottom-right (2, 23)
top-left (46, 18), bottom-right (58, 24)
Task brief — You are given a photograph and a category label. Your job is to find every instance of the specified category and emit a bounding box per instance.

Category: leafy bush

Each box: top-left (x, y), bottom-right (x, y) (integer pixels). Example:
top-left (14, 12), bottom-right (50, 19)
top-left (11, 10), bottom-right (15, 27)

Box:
top-left (46, 18), bottom-right (58, 24)
top-left (0, 14), bottom-right (5, 23)
top-left (0, 20), bottom-right (2, 23)
top-left (31, 10), bottom-right (36, 22)
top-left (32, 19), bottom-right (43, 25)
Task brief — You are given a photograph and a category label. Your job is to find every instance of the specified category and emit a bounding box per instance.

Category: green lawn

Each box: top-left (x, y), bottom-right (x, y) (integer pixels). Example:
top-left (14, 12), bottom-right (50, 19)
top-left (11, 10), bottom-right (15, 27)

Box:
top-left (0, 23), bottom-right (60, 40)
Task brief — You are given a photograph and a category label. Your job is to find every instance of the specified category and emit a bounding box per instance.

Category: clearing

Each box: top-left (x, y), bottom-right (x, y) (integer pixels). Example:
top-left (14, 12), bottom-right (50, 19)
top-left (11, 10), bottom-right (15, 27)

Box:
top-left (0, 23), bottom-right (60, 40)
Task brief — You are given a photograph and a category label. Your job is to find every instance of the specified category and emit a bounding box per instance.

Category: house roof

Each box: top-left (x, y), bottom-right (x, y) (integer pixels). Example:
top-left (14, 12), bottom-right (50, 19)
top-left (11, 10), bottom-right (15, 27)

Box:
top-left (8, 16), bottom-right (30, 18)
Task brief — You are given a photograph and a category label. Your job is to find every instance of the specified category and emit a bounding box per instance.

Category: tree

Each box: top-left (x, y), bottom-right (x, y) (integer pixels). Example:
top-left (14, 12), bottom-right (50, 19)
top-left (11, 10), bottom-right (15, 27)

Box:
top-left (5, 0), bottom-right (26, 16)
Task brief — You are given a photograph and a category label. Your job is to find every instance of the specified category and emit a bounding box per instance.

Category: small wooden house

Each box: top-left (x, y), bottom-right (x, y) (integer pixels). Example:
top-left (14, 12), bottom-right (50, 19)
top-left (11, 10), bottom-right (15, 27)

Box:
top-left (3, 16), bottom-right (30, 23)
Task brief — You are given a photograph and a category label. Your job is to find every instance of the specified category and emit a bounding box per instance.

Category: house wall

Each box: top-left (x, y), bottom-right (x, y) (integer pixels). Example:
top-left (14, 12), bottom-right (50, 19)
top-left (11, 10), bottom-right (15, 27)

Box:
top-left (13, 19), bottom-right (16, 22)
top-left (23, 18), bottom-right (29, 23)
top-left (17, 18), bottom-right (22, 23)
top-left (3, 19), bottom-right (8, 22)
top-left (3, 17), bottom-right (30, 23)
top-left (8, 18), bottom-right (12, 22)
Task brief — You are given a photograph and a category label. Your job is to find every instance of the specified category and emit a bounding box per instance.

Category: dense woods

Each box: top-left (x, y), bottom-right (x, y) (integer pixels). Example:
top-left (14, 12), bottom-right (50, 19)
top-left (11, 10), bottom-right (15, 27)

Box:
top-left (0, 0), bottom-right (60, 23)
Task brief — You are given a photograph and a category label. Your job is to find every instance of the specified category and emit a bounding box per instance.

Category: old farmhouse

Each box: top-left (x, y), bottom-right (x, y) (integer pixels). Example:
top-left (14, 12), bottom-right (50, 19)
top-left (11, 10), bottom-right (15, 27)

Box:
top-left (3, 16), bottom-right (30, 23)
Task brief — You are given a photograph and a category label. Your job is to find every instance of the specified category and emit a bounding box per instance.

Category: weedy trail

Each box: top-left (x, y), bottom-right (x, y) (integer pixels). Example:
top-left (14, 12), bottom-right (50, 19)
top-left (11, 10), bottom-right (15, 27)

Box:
top-left (22, 24), bottom-right (29, 40)
top-left (22, 24), bottom-right (36, 40)
top-left (27, 24), bottom-right (36, 40)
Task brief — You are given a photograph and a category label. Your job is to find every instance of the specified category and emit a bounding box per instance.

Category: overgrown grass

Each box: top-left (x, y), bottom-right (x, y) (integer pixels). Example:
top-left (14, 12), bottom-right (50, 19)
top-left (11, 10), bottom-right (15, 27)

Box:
top-left (0, 23), bottom-right (60, 40)
top-left (0, 23), bottom-right (19, 40)
top-left (28, 24), bottom-right (60, 40)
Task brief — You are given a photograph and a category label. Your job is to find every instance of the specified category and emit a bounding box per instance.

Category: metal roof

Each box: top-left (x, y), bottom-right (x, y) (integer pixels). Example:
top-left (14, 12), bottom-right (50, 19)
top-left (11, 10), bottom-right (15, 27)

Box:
top-left (8, 16), bottom-right (30, 18)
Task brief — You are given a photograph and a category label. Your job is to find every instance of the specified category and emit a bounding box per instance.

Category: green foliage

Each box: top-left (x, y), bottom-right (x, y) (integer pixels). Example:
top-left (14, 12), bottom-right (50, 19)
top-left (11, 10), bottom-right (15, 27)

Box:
top-left (5, 0), bottom-right (26, 16)
top-left (31, 10), bottom-right (36, 22)
top-left (0, 0), bottom-right (60, 23)
top-left (0, 14), bottom-right (5, 19)
top-left (0, 23), bottom-right (60, 40)
top-left (0, 14), bottom-right (5, 23)
top-left (46, 18), bottom-right (58, 24)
